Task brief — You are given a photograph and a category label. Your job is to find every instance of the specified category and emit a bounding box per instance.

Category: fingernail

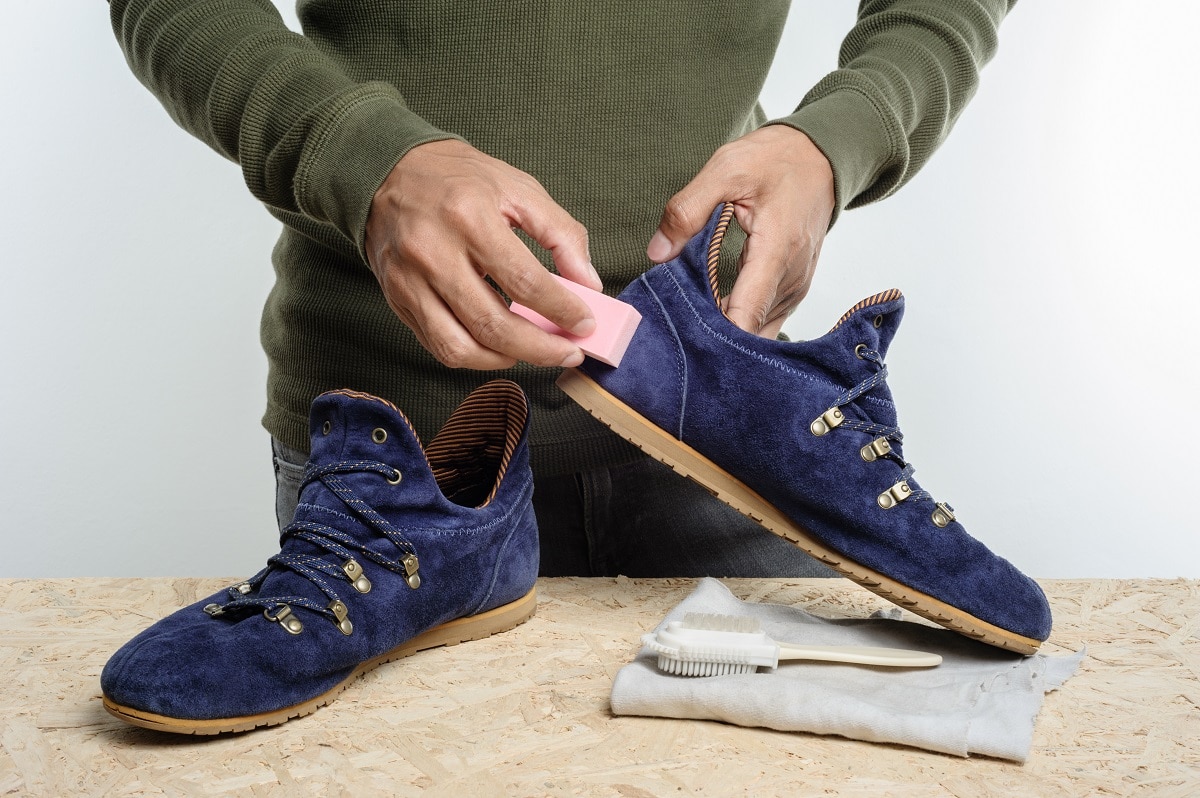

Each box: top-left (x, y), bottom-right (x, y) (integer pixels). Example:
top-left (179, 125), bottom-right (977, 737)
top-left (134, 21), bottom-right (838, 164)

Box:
top-left (647, 231), bottom-right (672, 263)
top-left (570, 317), bottom-right (596, 338)
top-left (586, 260), bottom-right (602, 288)
top-left (560, 349), bottom-right (585, 368)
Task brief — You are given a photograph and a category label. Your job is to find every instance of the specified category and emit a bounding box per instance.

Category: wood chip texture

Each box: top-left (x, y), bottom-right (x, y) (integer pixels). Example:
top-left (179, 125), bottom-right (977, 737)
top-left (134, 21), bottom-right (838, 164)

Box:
top-left (0, 577), bottom-right (1196, 796)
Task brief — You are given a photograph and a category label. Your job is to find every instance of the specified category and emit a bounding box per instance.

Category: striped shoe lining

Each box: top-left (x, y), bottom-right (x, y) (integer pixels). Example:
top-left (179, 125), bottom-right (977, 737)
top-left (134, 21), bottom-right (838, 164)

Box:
top-left (426, 380), bottom-right (528, 508)
top-left (705, 202), bottom-right (736, 308)
top-left (701, 205), bottom-right (903, 336)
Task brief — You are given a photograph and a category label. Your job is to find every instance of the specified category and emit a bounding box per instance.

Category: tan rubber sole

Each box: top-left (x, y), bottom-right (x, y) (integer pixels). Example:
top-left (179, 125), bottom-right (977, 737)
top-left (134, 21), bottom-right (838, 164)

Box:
top-left (557, 369), bottom-right (1042, 655)
top-left (103, 587), bottom-right (538, 734)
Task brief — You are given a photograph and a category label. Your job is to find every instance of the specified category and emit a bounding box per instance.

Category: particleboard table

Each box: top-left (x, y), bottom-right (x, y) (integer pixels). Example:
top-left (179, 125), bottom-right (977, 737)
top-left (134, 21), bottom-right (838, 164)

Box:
top-left (0, 577), bottom-right (1196, 796)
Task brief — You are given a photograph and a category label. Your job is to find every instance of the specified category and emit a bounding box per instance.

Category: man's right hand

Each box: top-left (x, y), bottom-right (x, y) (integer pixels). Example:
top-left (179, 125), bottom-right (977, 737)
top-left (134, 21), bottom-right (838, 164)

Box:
top-left (365, 139), bottom-right (600, 370)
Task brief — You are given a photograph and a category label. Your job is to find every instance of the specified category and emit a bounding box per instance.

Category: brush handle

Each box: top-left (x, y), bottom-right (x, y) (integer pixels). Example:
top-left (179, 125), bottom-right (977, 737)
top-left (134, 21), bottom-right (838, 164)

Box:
top-left (777, 644), bottom-right (941, 668)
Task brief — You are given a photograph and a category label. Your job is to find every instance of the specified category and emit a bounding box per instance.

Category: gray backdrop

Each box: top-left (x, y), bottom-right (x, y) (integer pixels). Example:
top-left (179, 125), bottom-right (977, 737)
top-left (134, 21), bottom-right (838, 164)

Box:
top-left (2, 2), bottom-right (1194, 577)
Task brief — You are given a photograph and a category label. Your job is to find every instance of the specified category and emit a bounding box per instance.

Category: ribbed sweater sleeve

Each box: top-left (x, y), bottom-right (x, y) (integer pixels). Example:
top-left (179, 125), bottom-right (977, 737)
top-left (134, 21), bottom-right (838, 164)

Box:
top-left (776, 0), bottom-right (1015, 222)
top-left (109, 0), bottom-right (457, 255)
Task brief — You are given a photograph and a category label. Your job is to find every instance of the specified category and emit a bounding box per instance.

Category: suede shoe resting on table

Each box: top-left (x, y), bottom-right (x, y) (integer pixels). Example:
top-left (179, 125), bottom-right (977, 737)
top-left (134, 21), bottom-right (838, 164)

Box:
top-left (102, 380), bottom-right (539, 734)
top-left (558, 203), bottom-right (1051, 654)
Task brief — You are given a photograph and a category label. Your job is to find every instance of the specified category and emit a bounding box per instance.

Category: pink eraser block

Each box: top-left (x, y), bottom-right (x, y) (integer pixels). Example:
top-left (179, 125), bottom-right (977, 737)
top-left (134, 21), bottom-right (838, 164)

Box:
top-left (509, 274), bottom-right (642, 367)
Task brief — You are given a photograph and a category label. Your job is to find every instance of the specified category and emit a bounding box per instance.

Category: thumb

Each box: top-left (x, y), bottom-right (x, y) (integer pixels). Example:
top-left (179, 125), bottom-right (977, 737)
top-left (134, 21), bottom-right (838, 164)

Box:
top-left (647, 175), bottom-right (727, 263)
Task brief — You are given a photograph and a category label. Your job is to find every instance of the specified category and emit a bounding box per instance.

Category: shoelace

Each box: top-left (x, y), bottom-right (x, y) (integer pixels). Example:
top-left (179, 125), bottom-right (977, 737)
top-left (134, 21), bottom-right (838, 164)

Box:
top-left (203, 459), bottom-right (421, 636)
top-left (810, 346), bottom-right (956, 527)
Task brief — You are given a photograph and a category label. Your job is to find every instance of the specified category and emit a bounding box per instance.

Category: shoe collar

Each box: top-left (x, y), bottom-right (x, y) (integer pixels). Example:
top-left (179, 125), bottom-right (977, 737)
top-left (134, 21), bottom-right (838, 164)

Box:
top-left (672, 202), bottom-right (906, 370)
top-left (307, 382), bottom-right (529, 511)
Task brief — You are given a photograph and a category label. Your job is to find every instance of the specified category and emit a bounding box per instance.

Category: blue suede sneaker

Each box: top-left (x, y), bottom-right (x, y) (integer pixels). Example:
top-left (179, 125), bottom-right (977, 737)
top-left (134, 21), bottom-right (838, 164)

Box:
top-left (102, 380), bottom-right (539, 733)
top-left (557, 204), bottom-right (1051, 654)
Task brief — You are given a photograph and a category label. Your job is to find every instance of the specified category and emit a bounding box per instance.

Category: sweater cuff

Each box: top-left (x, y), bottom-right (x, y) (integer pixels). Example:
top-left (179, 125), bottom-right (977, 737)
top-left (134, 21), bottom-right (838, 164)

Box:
top-left (294, 83), bottom-right (460, 260)
top-left (771, 87), bottom-right (900, 227)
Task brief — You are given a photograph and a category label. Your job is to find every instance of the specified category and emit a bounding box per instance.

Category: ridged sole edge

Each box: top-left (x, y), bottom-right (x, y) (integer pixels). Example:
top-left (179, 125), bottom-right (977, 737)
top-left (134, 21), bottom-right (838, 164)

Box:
top-left (102, 587), bottom-right (539, 734)
top-left (557, 368), bottom-right (1042, 655)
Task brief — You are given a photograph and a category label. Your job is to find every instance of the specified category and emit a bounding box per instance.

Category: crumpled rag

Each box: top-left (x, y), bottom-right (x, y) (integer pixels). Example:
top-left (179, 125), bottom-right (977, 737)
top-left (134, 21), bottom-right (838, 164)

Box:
top-left (610, 578), bottom-right (1083, 761)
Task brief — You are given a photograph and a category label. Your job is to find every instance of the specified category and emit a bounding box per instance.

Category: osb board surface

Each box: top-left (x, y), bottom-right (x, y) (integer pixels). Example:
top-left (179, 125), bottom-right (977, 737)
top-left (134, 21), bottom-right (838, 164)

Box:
top-left (0, 577), bottom-right (1196, 797)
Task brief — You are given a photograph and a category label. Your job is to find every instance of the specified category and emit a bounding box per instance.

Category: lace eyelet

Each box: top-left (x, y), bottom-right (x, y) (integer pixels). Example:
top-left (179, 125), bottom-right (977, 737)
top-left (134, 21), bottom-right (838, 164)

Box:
top-left (386, 468), bottom-right (402, 485)
top-left (264, 604), bottom-right (304, 634)
top-left (322, 421), bottom-right (332, 435)
top-left (327, 599), bottom-right (353, 636)
top-left (860, 437), bottom-right (891, 462)
top-left (403, 553), bottom-right (421, 589)
top-left (372, 428), bottom-right (388, 444)
top-left (810, 408), bottom-right (844, 436)
top-left (873, 314), bottom-right (883, 329)
top-left (855, 343), bottom-right (868, 360)
top-left (877, 480), bottom-right (912, 509)
top-left (932, 502), bottom-right (956, 528)
top-left (342, 559), bottom-right (372, 593)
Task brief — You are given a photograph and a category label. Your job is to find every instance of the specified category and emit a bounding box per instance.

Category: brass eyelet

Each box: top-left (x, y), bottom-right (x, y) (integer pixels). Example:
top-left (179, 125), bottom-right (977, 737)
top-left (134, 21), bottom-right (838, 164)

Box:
top-left (809, 408), bottom-right (844, 436)
top-left (402, 553), bottom-right (421, 589)
top-left (327, 599), bottom-right (353, 636)
top-left (860, 437), bottom-right (892, 462)
top-left (873, 314), bottom-right (883, 329)
top-left (342, 559), bottom-right (372, 594)
top-left (386, 468), bottom-right (402, 485)
top-left (932, 502), bottom-right (956, 528)
top-left (372, 428), bottom-right (388, 444)
top-left (264, 604), bottom-right (304, 635)
top-left (322, 421), bottom-right (332, 435)
top-left (877, 480), bottom-right (912, 509)
top-left (855, 343), bottom-right (868, 360)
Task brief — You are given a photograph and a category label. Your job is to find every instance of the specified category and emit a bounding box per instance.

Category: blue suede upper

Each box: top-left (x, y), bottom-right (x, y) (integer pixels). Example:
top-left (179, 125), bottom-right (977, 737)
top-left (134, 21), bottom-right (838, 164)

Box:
top-left (101, 383), bottom-right (539, 722)
top-left (580, 205), bottom-right (1051, 642)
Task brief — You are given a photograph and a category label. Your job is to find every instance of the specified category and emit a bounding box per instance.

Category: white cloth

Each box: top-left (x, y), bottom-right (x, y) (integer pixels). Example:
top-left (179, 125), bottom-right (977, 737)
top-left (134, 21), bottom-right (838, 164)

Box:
top-left (610, 578), bottom-right (1082, 761)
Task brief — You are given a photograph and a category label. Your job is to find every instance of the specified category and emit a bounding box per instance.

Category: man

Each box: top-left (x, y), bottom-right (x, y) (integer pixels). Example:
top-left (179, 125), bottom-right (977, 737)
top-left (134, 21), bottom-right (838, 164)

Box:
top-left (110, 0), bottom-right (1014, 577)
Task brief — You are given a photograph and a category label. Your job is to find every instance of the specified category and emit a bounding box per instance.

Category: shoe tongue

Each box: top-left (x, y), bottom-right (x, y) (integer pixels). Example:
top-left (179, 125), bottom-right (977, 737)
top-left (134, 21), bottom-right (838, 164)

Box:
top-left (827, 289), bottom-right (906, 358)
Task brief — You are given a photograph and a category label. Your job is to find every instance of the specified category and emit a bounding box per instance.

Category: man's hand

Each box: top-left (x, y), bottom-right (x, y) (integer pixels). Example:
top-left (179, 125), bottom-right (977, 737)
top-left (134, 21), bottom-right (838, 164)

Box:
top-left (365, 139), bottom-right (601, 370)
top-left (646, 125), bottom-right (835, 339)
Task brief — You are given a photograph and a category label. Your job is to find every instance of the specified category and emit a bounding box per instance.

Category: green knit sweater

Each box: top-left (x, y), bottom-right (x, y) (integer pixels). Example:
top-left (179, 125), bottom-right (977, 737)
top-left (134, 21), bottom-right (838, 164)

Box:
top-left (110, 0), bottom-right (1013, 474)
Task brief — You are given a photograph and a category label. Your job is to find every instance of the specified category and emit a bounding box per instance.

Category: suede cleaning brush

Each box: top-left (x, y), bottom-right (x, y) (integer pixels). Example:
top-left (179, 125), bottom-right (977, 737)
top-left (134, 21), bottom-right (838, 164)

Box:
top-left (643, 612), bottom-right (942, 676)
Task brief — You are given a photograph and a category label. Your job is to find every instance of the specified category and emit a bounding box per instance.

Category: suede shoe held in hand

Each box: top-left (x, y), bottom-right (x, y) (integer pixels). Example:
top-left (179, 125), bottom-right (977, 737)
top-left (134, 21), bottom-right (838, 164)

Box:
top-left (557, 204), bottom-right (1051, 654)
top-left (102, 380), bottom-right (539, 734)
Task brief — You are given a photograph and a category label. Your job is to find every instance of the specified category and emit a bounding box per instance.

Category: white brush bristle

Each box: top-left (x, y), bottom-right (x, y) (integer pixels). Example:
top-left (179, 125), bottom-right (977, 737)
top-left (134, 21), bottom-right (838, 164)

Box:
top-left (681, 612), bottom-right (761, 634)
top-left (643, 613), bottom-right (780, 677)
top-left (656, 655), bottom-right (758, 677)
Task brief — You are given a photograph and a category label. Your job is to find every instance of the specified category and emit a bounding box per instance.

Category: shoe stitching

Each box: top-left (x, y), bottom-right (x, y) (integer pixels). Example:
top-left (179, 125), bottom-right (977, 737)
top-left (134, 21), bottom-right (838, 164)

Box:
top-left (296, 502), bottom-right (360, 526)
top-left (659, 265), bottom-right (895, 411)
top-left (399, 476), bottom-right (533, 538)
top-left (660, 265), bottom-right (825, 386)
top-left (639, 273), bottom-right (689, 440)
top-left (469, 478), bottom-right (535, 616)
top-left (291, 486), bottom-right (532, 542)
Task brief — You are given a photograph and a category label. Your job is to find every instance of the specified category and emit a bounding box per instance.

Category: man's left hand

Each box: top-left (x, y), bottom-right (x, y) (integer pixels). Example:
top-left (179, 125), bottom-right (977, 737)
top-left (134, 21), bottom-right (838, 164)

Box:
top-left (646, 125), bottom-right (835, 339)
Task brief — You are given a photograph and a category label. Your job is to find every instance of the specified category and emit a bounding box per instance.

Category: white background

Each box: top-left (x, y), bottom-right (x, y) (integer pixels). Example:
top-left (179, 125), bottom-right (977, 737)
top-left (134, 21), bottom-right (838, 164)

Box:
top-left (1, 3), bottom-right (1195, 577)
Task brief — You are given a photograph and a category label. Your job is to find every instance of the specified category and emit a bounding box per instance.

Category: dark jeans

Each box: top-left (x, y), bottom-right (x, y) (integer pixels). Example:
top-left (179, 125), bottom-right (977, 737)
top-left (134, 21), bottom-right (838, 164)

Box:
top-left (272, 439), bottom-right (835, 579)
